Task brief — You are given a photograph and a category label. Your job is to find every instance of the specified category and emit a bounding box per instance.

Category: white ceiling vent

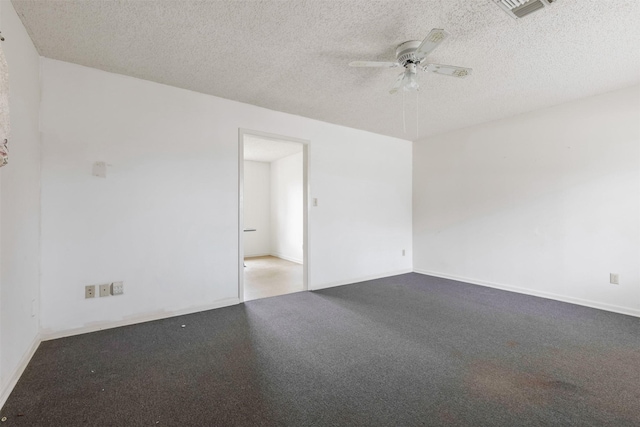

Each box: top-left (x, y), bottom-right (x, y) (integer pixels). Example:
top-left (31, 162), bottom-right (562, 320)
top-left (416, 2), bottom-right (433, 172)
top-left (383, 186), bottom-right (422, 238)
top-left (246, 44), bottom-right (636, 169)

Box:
top-left (494, 0), bottom-right (556, 19)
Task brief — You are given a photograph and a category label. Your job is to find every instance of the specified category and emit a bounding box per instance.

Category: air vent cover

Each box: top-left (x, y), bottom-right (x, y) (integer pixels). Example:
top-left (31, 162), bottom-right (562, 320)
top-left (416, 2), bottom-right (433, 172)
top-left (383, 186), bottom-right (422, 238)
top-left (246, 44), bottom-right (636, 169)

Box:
top-left (494, 0), bottom-right (556, 19)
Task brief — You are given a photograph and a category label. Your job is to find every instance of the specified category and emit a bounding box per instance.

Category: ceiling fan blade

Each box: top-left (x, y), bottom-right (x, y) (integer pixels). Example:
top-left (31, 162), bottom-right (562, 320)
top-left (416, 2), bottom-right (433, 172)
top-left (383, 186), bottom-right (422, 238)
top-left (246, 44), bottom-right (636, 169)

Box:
top-left (349, 61), bottom-right (399, 68)
top-left (415, 28), bottom-right (449, 59)
top-left (423, 63), bottom-right (472, 78)
top-left (389, 72), bottom-right (406, 95)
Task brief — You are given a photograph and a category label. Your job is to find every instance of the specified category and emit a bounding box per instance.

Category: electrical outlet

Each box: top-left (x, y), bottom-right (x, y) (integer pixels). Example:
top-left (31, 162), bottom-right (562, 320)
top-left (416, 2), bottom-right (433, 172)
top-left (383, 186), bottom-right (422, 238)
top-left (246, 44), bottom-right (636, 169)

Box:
top-left (110, 281), bottom-right (124, 296)
top-left (402, 249), bottom-right (406, 256)
top-left (85, 285), bottom-right (96, 299)
top-left (92, 161), bottom-right (107, 178)
top-left (99, 284), bottom-right (110, 297)
top-left (610, 273), bottom-right (619, 285)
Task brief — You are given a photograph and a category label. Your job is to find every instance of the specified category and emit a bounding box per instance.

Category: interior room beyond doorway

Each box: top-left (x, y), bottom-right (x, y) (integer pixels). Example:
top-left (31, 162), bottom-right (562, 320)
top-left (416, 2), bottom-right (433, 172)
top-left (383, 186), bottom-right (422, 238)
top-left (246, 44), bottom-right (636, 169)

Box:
top-left (241, 133), bottom-right (306, 301)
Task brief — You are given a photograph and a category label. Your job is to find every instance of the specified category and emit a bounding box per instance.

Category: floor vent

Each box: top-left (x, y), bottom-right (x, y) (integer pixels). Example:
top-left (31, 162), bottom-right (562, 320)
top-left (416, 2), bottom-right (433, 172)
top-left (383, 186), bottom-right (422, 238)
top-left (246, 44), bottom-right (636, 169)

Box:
top-left (494, 0), bottom-right (556, 20)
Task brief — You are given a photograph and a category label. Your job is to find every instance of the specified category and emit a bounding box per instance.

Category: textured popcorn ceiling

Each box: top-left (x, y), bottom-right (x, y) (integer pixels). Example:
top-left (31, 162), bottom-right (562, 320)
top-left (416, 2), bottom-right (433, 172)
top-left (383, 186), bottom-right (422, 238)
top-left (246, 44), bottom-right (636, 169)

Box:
top-left (244, 135), bottom-right (302, 163)
top-left (11, 0), bottom-right (640, 140)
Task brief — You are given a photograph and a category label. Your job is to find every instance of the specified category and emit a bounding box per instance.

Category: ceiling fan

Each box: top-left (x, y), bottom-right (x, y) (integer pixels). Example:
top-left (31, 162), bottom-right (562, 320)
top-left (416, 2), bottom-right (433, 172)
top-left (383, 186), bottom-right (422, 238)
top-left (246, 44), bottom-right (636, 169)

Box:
top-left (349, 29), bottom-right (472, 94)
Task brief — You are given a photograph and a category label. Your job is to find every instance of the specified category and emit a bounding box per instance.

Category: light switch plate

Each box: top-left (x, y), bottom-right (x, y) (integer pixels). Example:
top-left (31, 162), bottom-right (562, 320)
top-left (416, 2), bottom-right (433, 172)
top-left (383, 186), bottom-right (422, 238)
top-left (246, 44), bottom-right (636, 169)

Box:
top-left (610, 273), bottom-right (619, 285)
top-left (99, 284), bottom-right (110, 297)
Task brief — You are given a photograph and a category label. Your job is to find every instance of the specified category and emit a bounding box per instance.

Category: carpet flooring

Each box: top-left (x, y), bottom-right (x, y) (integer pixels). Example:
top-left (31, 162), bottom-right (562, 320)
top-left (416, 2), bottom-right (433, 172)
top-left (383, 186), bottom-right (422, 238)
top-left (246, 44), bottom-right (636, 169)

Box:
top-left (1, 273), bottom-right (639, 426)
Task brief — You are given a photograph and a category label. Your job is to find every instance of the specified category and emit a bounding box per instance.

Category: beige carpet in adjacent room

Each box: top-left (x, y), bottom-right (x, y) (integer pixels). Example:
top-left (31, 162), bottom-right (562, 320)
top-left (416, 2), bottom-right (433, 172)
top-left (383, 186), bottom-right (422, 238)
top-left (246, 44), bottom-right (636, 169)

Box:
top-left (244, 255), bottom-right (303, 301)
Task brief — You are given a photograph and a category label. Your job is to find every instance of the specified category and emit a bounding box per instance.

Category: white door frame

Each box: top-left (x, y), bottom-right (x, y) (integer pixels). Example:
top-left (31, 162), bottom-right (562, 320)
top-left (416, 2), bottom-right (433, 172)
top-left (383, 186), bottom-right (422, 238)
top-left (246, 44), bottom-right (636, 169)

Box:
top-left (238, 128), bottom-right (310, 302)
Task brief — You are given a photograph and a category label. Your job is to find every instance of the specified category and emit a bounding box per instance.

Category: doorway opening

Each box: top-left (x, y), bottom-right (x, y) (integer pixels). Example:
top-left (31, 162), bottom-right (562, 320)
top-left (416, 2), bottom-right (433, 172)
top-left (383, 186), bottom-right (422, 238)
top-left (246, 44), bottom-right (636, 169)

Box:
top-left (238, 129), bottom-right (309, 302)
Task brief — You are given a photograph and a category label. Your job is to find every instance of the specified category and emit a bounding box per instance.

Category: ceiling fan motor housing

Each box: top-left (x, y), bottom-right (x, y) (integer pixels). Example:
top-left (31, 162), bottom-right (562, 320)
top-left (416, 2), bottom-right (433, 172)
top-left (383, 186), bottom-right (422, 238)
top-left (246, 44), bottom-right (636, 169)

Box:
top-left (395, 40), bottom-right (422, 66)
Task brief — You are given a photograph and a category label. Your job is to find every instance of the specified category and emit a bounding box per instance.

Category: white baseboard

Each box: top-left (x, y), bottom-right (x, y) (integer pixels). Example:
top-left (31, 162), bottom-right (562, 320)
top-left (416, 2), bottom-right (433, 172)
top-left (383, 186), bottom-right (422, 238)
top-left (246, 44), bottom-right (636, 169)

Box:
top-left (312, 268), bottom-right (413, 291)
top-left (41, 297), bottom-right (240, 341)
top-left (0, 334), bottom-right (41, 410)
top-left (271, 252), bottom-right (303, 264)
top-left (244, 252), bottom-right (271, 258)
top-left (414, 269), bottom-right (640, 318)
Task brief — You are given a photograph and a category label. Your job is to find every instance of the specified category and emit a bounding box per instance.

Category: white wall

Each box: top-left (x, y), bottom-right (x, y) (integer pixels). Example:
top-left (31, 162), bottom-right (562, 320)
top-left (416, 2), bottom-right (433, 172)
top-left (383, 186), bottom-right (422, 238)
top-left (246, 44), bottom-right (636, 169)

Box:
top-left (243, 160), bottom-right (271, 257)
top-left (39, 58), bottom-right (413, 335)
top-left (413, 86), bottom-right (640, 316)
top-left (0, 0), bottom-right (41, 403)
top-left (270, 152), bottom-right (303, 263)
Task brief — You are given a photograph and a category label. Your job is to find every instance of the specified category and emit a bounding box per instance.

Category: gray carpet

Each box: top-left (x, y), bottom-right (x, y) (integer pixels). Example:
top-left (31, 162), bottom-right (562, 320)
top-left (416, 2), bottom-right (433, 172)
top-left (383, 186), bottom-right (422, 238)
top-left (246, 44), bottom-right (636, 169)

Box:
top-left (1, 273), bottom-right (639, 426)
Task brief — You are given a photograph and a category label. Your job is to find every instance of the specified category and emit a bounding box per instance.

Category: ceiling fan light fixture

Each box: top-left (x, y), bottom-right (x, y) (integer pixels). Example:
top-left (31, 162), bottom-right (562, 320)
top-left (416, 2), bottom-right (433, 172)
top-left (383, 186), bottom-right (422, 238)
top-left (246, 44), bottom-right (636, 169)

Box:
top-left (402, 63), bottom-right (419, 92)
top-left (403, 71), bottom-right (419, 92)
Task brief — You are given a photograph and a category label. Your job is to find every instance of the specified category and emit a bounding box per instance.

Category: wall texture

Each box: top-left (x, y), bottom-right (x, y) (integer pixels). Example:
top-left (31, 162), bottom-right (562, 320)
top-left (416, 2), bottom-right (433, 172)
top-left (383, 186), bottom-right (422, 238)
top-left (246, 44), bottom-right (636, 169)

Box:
top-left (39, 58), bottom-right (413, 335)
top-left (0, 0), bottom-right (42, 404)
top-left (413, 86), bottom-right (640, 316)
top-left (271, 152), bottom-right (303, 263)
top-left (243, 160), bottom-right (271, 257)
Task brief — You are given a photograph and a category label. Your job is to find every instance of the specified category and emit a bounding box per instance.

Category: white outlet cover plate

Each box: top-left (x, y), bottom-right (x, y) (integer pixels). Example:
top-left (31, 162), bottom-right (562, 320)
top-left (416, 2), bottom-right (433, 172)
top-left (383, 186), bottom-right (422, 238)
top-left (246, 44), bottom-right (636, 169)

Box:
top-left (92, 161), bottom-right (107, 178)
top-left (85, 285), bottom-right (95, 299)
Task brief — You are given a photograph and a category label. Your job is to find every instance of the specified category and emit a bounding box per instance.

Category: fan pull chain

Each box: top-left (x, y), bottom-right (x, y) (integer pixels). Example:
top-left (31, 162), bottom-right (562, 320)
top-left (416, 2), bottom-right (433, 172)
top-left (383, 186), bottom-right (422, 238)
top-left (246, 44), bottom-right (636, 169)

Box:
top-left (402, 89), bottom-right (406, 133)
top-left (416, 90), bottom-right (419, 139)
